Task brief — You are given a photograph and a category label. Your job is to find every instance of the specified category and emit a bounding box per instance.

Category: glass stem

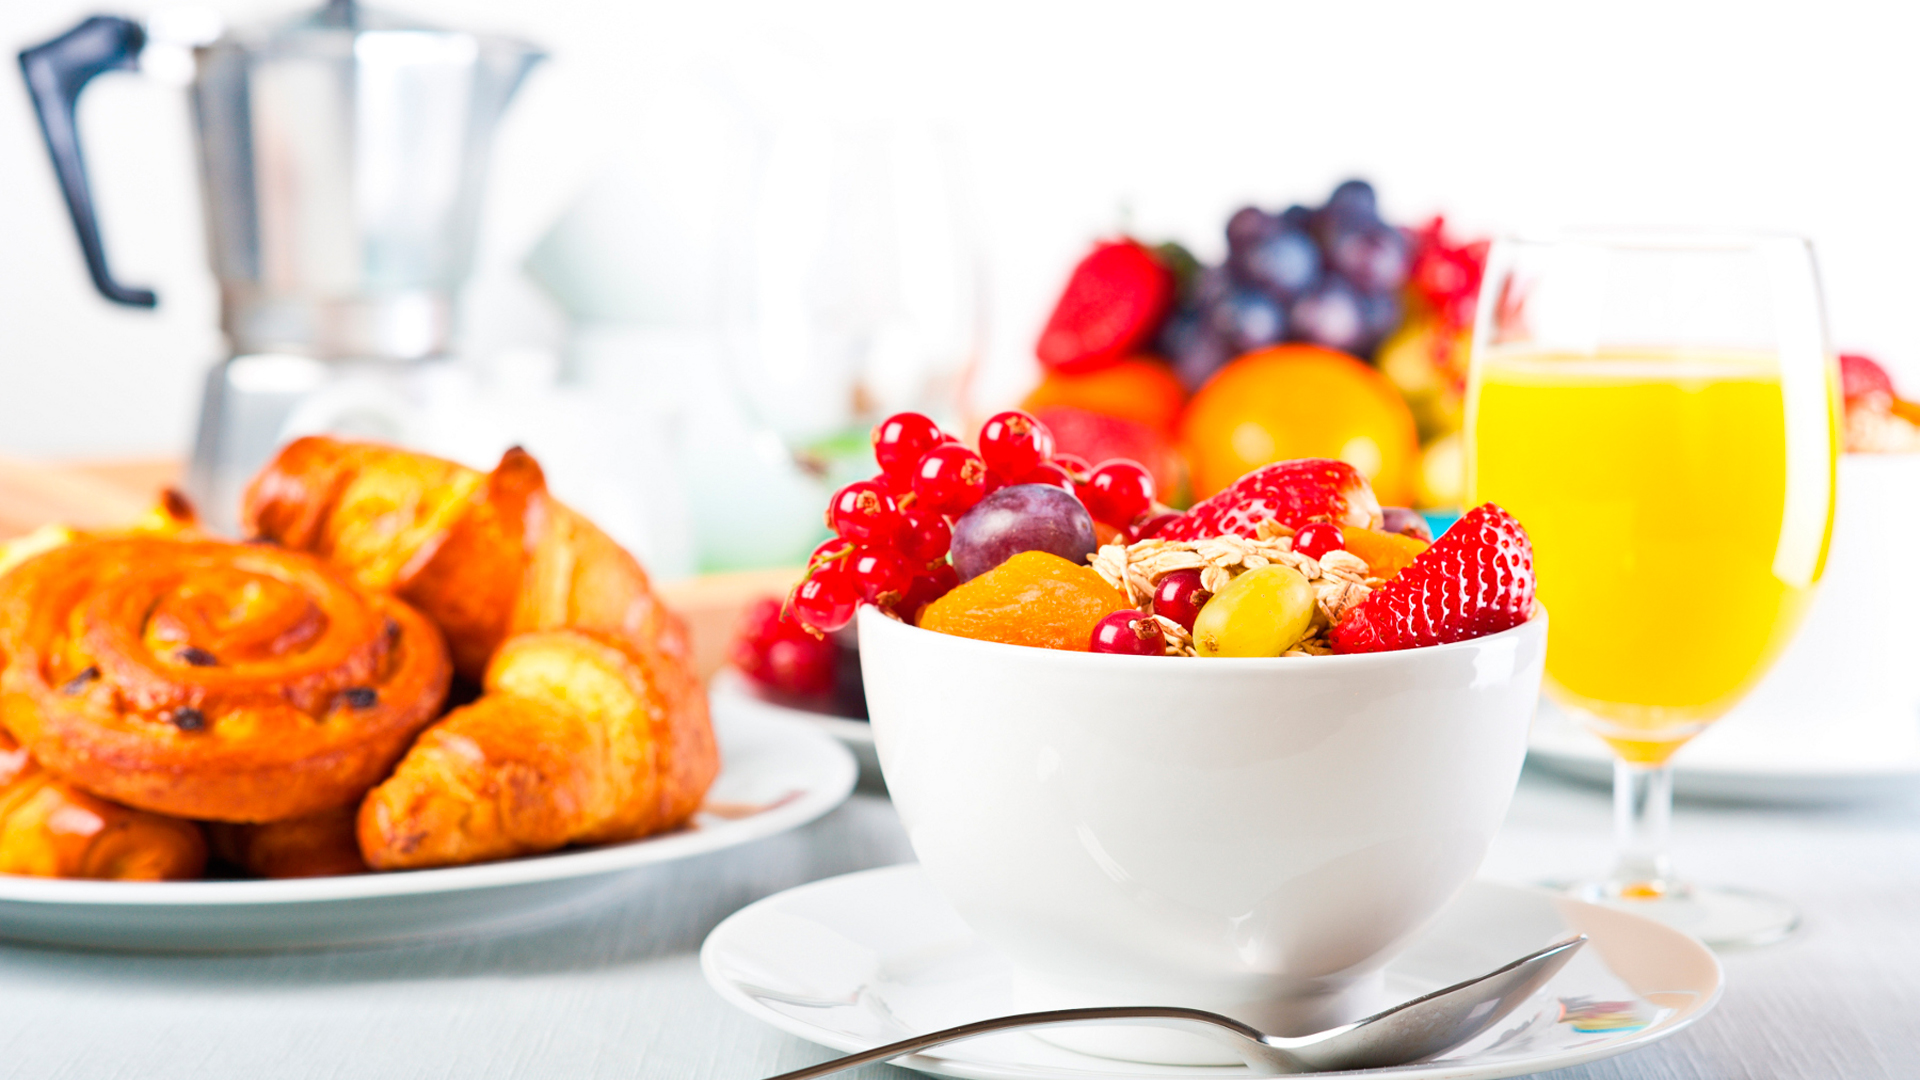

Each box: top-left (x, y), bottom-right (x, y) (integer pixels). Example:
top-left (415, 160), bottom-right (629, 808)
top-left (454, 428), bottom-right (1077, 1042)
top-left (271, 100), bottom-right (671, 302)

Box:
top-left (1611, 758), bottom-right (1674, 895)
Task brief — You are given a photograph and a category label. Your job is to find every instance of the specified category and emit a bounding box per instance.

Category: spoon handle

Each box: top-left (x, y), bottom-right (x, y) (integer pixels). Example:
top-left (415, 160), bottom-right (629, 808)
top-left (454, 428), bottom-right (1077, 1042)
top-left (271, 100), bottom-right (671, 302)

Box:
top-left (760, 1005), bottom-right (1274, 1080)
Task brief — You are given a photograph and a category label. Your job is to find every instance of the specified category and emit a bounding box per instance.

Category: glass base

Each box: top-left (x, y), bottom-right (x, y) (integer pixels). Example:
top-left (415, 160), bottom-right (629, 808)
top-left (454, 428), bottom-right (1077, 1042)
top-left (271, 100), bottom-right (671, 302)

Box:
top-left (1547, 877), bottom-right (1800, 949)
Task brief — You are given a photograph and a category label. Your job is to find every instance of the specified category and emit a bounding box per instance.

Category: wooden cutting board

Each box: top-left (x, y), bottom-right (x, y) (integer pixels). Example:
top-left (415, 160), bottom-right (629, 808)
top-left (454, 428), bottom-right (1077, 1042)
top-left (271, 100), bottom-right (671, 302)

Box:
top-left (0, 456), bottom-right (794, 679)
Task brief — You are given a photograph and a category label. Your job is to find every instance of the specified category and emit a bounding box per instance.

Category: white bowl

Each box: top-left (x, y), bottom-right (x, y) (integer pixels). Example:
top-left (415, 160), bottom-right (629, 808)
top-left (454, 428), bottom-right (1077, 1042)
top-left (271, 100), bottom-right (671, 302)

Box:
top-left (858, 606), bottom-right (1546, 1066)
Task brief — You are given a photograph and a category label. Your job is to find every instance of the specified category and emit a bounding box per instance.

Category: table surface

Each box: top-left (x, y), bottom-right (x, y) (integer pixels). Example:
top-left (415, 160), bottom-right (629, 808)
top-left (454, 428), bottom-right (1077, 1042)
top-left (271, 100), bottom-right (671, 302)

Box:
top-left (1, 763), bottom-right (1916, 1080)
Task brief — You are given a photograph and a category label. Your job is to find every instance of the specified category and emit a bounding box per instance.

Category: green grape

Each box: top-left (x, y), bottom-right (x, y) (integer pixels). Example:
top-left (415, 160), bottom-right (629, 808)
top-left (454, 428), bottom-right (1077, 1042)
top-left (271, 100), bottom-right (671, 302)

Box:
top-left (1192, 564), bottom-right (1316, 657)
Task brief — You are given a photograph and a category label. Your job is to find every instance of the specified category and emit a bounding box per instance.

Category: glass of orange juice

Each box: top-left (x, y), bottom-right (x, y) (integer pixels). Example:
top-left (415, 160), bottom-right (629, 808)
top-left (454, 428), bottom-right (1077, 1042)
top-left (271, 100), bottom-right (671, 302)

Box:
top-left (1467, 231), bottom-right (1835, 946)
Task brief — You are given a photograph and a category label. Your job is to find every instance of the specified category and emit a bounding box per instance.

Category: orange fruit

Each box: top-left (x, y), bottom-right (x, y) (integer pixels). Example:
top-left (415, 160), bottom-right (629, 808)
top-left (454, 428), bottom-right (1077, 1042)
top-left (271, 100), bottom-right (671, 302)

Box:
top-left (1021, 356), bottom-right (1187, 435)
top-left (1029, 405), bottom-right (1184, 503)
top-left (1179, 344), bottom-right (1418, 504)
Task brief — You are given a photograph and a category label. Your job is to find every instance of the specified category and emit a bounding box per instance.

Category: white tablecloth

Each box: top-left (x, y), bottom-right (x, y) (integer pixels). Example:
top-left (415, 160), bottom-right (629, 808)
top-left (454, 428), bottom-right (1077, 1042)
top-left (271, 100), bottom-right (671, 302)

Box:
top-left (2, 767), bottom-right (1916, 1079)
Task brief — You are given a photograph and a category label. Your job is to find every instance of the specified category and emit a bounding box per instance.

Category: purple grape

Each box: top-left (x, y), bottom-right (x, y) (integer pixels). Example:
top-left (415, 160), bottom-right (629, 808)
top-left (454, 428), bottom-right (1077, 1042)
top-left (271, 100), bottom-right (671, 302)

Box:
top-left (1325, 179), bottom-right (1378, 220)
top-left (1289, 276), bottom-right (1368, 353)
top-left (1192, 264), bottom-right (1232, 309)
top-left (1160, 308), bottom-right (1233, 391)
top-left (1239, 226), bottom-right (1322, 299)
top-left (1211, 287), bottom-right (1286, 353)
top-left (950, 484), bottom-right (1097, 582)
top-left (1358, 290), bottom-right (1403, 345)
top-left (1225, 206), bottom-right (1277, 251)
top-left (1280, 204), bottom-right (1314, 230)
top-left (1381, 507), bottom-right (1433, 542)
top-left (1329, 222), bottom-right (1410, 293)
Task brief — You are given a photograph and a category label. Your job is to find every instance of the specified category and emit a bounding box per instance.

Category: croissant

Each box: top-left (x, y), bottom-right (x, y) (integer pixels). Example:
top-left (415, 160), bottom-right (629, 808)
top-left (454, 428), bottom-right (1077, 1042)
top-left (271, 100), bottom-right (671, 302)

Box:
top-left (0, 536), bottom-right (452, 822)
top-left (0, 728), bottom-right (204, 880)
top-left (244, 437), bottom-right (717, 869)
top-left (207, 808), bottom-right (368, 879)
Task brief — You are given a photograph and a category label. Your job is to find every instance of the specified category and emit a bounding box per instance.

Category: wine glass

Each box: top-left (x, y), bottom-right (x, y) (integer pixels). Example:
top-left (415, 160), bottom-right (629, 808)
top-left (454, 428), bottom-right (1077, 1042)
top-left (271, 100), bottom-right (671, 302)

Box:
top-left (1465, 231), bottom-right (1835, 946)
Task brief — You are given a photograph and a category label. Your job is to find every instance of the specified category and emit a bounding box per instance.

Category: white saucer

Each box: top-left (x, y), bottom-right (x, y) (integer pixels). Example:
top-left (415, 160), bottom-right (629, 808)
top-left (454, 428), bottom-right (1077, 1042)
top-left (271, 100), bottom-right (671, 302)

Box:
top-left (0, 705), bottom-right (857, 952)
top-left (701, 865), bottom-right (1722, 1080)
top-left (709, 669), bottom-right (879, 780)
top-left (1527, 695), bottom-right (1920, 804)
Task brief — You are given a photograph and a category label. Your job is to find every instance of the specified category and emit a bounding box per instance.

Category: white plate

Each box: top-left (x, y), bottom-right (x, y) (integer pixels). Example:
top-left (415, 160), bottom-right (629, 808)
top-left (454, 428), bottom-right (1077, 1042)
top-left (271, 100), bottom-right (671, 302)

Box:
top-left (710, 669), bottom-right (879, 780)
top-left (1527, 695), bottom-right (1920, 804)
top-left (701, 864), bottom-right (1722, 1080)
top-left (0, 705), bottom-right (857, 952)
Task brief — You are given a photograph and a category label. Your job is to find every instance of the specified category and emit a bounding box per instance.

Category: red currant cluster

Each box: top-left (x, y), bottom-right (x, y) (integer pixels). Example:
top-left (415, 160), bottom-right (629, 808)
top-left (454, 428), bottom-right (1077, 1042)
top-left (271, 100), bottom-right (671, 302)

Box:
top-left (732, 597), bottom-right (836, 698)
top-left (788, 409), bottom-right (1163, 634)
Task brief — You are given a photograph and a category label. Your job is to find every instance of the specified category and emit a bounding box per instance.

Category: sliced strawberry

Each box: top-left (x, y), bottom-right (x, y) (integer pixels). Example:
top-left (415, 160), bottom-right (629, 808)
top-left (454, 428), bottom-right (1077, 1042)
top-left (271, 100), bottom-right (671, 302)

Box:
top-left (1159, 458), bottom-right (1382, 541)
top-left (1329, 503), bottom-right (1535, 653)
top-left (1036, 240), bottom-right (1175, 374)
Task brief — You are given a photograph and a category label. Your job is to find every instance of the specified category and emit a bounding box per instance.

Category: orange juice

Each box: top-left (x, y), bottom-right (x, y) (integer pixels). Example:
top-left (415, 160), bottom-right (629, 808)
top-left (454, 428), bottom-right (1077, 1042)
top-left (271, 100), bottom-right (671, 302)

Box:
top-left (1468, 349), bottom-right (1834, 763)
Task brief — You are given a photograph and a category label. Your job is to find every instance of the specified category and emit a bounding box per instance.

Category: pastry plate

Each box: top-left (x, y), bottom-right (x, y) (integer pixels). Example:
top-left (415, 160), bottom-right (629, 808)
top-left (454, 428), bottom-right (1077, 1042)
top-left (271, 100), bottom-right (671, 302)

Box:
top-left (710, 669), bottom-right (879, 780)
top-left (702, 865), bottom-right (1721, 1080)
top-left (1528, 696), bottom-right (1920, 804)
top-left (0, 704), bottom-right (857, 952)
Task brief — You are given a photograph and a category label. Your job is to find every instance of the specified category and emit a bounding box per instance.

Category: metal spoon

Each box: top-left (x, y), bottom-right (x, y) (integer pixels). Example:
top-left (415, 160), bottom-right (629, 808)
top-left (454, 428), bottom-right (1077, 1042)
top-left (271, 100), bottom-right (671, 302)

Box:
top-left (763, 935), bottom-right (1584, 1078)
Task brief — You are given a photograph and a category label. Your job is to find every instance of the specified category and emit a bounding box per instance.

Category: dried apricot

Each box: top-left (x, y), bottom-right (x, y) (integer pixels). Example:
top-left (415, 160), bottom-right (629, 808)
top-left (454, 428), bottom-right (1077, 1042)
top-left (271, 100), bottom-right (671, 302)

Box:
top-left (916, 550), bottom-right (1129, 650)
top-left (1339, 525), bottom-right (1428, 580)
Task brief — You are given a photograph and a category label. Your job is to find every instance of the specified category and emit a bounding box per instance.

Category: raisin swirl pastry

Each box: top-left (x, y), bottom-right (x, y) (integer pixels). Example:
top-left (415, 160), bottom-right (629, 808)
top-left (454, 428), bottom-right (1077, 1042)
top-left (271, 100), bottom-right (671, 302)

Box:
top-left (0, 537), bottom-right (451, 823)
top-left (242, 437), bottom-right (717, 870)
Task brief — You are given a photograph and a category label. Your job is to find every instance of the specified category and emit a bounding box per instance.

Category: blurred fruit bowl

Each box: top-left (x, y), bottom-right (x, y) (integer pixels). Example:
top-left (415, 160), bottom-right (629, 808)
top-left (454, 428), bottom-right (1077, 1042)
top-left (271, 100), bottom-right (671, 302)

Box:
top-left (1022, 180), bottom-right (1487, 511)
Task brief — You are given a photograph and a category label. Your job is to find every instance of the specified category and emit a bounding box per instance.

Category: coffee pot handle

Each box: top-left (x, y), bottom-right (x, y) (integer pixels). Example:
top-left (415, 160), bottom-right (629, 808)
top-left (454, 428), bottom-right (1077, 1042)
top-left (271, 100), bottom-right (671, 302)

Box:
top-left (18, 16), bottom-right (157, 308)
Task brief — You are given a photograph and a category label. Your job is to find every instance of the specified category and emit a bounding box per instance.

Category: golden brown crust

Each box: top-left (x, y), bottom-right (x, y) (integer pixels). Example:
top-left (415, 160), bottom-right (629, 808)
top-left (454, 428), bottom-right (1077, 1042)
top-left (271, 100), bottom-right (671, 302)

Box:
top-left (207, 807), bottom-right (368, 879)
top-left (0, 537), bottom-right (451, 822)
top-left (0, 728), bottom-right (205, 880)
top-left (246, 437), bottom-right (718, 871)
top-left (359, 630), bottom-right (715, 869)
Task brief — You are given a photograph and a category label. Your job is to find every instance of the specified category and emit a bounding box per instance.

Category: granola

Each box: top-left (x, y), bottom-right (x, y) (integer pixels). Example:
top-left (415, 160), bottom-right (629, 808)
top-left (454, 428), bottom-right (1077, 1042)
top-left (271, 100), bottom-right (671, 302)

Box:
top-left (1088, 528), bottom-right (1389, 657)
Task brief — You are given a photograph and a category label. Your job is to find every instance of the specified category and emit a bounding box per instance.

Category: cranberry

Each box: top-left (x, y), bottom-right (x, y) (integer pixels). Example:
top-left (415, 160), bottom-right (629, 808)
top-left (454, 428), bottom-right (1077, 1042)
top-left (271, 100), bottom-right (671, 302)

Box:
top-left (1293, 521), bottom-right (1346, 560)
top-left (1090, 609), bottom-right (1166, 655)
top-left (1151, 568), bottom-right (1211, 632)
top-left (978, 410), bottom-right (1055, 479)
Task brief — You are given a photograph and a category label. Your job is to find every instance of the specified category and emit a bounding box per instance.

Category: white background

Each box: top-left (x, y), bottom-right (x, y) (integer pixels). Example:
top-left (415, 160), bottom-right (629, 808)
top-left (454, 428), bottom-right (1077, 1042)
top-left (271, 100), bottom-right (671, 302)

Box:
top-left (0, 0), bottom-right (1915, 458)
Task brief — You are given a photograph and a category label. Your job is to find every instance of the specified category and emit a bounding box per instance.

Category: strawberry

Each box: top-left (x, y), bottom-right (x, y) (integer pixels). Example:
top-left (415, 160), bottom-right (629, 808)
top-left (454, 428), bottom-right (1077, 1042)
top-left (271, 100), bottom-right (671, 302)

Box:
top-left (1036, 239), bottom-right (1175, 374)
top-left (1839, 353), bottom-right (1895, 406)
top-left (1329, 503), bottom-right (1535, 653)
top-left (1159, 458), bottom-right (1382, 541)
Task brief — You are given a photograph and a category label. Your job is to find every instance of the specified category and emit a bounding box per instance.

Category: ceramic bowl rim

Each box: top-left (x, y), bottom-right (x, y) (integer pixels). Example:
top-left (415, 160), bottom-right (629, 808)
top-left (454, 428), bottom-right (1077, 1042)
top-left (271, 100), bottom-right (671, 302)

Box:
top-left (858, 603), bottom-right (1545, 674)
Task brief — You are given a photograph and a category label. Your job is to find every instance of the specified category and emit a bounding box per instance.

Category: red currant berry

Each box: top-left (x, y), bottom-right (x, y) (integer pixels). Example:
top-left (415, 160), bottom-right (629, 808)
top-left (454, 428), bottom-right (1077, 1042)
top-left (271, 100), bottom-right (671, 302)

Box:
top-left (977, 410), bottom-right (1054, 479)
top-left (808, 537), bottom-right (857, 573)
top-left (847, 546), bottom-right (913, 606)
top-left (791, 567), bottom-right (858, 632)
top-left (912, 443), bottom-right (989, 516)
top-left (732, 599), bottom-right (835, 696)
top-left (1293, 521), bottom-right (1346, 560)
top-left (1016, 460), bottom-right (1076, 495)
top-left (872, 412), bottom-right (947, 484)
top-left (896, 507), bottom-right (952, 562)
top-left (1089, 609), bottom-right (1166, 656)
top-left (1127, 510), bottom-right (1182, 542)
top-left (1081, 459), bottom-right (1155, 527)
top-left (1052, 452), bottom-right (1091, 478)
top-left (899, 560), bottom-right (960, 624)
top-left (1151, 568), bottom-right (1211, 632)
top-left (827, 480), bottom-right (901, 544)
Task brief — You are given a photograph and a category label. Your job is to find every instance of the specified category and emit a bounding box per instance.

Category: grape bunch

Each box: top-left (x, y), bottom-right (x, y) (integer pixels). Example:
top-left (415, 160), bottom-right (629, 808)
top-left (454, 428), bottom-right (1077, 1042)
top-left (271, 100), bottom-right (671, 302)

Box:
top-left (784, 409), bottom-right (1162, 635)
top-left (1159, 179), bottom-right (1413, 390)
